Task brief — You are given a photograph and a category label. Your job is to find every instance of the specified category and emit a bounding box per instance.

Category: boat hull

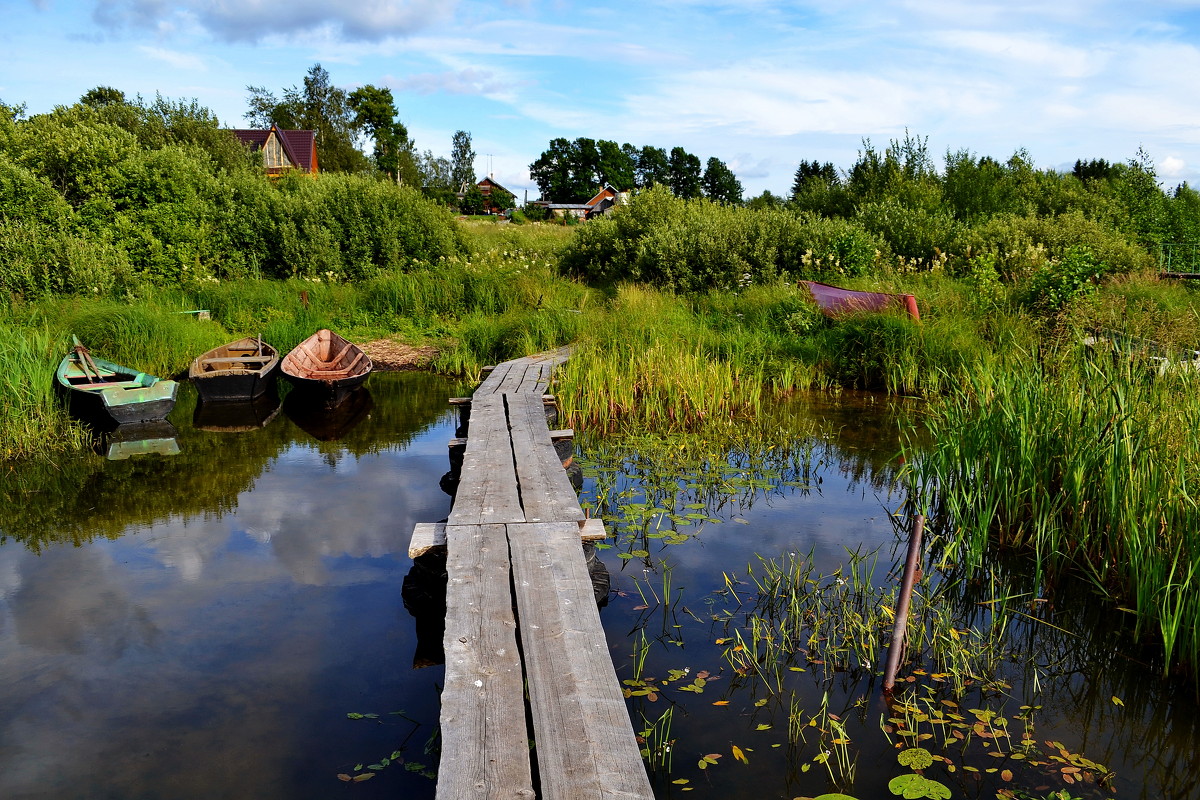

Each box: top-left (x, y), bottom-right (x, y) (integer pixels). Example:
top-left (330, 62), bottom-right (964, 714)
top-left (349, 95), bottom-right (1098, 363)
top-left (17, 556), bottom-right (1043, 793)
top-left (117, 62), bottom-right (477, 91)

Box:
top-left (56, 348), bottom-right (178, 426)
top-left (189, 338), bottom-right (280, 403)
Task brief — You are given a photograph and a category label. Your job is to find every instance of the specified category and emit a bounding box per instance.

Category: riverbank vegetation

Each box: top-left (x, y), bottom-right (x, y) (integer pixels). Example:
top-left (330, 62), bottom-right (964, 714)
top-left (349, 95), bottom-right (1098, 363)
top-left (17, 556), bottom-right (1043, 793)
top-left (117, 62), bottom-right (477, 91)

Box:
top-left (5, 89), bottom-right (1200, 690)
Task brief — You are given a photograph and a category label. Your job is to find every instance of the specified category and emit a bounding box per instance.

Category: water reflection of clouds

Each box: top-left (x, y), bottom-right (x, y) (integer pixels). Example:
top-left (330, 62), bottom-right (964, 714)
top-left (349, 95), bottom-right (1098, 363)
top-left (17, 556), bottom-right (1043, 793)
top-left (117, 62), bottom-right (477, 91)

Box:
top-left (9, 545), bottom-right (157, 658)
top-left (142, 444), bottom-right (453, 587)
top-left (0, 410), bottom-right (456, 800)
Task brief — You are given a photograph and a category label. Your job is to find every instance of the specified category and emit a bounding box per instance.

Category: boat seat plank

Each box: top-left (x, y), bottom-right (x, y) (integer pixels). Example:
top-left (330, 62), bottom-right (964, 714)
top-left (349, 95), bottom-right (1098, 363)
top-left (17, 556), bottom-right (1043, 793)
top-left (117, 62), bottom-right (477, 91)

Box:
top-left (75, 380), bottom-right (145, 390)
top-left (202, 356), bottom-right (273, 363)
top-left (437, 523), bottom-right (534, 800)
top-left (508, 521), bottom-right (652, 800)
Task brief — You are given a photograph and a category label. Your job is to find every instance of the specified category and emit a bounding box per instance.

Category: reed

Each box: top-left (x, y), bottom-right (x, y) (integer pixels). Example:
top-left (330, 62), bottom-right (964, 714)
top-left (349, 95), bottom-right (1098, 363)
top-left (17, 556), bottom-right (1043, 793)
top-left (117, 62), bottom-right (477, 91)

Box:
top-left (906, 344), bottom-right (1200, 677)
top-left (0, 325), bottom-right (89, 459)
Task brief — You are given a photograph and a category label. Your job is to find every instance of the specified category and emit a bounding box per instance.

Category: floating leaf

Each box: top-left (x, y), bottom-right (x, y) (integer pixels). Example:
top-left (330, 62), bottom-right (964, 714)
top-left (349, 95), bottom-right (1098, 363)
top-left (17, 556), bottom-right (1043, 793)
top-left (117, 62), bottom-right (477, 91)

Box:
top-left (897, 748), bottom-right (933, 770)
top-left (755, 724), bottom-right (772, 731)
top-left (888, 773), bottom-right (951, 799)
top-left (337, 774), bottom-right (352, 782)
top-left (712, 700), bottom-right (730, 706)
top-left (672, 778), bottom-right (690, 785)
top-left (1112, 695), bottom-right (1124, 707)
top-left (352, 773), bottom-right (375, 783)
top-left (731, 745), bottom-right (749, 764)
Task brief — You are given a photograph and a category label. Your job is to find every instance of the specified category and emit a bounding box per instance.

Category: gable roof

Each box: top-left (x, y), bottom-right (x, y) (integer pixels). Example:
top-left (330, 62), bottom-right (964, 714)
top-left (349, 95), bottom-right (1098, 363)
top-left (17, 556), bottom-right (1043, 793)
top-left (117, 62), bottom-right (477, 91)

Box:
top-left (477, 176), bottom-right (514, 197)
top-left (231, 125), bottom-right (318, 174)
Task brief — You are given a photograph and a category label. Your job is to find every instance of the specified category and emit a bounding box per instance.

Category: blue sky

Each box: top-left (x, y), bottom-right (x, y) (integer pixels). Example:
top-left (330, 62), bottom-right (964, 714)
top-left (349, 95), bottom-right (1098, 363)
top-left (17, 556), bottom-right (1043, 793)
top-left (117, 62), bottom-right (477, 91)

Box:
top-left (4, 0), bottom-right (1200, 200)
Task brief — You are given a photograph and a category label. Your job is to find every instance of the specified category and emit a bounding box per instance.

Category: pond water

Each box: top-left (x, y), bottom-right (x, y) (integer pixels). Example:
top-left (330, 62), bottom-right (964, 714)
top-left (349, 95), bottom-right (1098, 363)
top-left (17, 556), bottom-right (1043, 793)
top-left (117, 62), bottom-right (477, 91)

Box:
top-left (0, 375), bottom-right (1197, 799)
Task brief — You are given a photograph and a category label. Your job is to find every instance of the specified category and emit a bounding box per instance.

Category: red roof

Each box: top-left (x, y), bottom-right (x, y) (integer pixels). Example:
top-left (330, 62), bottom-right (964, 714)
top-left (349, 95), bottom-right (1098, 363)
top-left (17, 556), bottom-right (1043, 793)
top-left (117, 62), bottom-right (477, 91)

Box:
top-left (231, 126), bottom-right (318, 174)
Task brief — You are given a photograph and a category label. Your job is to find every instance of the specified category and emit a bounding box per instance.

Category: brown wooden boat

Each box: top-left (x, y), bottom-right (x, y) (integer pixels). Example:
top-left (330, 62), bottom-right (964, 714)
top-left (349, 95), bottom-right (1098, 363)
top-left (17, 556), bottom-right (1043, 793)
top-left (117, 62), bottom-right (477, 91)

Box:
top-left (280, 329), bottom-right (372, 401)
top-left (188, 336), bottom-right (280, 402)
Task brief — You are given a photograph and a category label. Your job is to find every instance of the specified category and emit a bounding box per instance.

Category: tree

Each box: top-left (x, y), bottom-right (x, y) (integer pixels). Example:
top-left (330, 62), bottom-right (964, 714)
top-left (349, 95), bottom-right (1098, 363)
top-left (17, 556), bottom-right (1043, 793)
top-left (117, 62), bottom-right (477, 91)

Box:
top-left (529, 137), bottom-right (576, 202)
top-left (348, 84), bottom-right (418, 185)
top-left (702, 157), bottom-right (743, 204)
top-left (668, 146), bottom-right (702, 199)
top-left (1073, 158), bottom-right (1116, 184)
top-left (528, 138), bottom-right (600, 202)
top-left (80, 86), bottom-right (127, 109)
top-left (596, 139), bottom-right (635, 190)
top-left (637, 145), bottom-right (670, 188)
top-left (450, 130), bottom-right (476, 191)
top-left (244, 63), bottom-right (368, 172)
top-left (460, 183), bottom-right (486, 214)
top-left (488, 185), bottom-right (516, 212)
top-left (791, 160), bottom-right (839, 197)
top-left (747, 190), bottom-right (785, 210)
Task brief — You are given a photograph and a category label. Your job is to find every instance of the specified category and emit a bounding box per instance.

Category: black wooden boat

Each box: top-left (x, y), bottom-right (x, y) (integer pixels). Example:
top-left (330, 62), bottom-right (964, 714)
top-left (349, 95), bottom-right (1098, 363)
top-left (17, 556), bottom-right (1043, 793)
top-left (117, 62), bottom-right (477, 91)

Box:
top-left (189, 336), bottom-right (280, 402)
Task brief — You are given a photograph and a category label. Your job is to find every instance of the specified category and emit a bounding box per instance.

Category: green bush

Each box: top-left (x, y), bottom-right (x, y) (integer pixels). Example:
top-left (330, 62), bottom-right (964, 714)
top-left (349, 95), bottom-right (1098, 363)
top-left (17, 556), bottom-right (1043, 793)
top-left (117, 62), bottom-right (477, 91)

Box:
top-left (560, 187), bottom-right (887, 290)
top-left (952, 211), bottom-right (1151, 280)
top-left (0, 218), bottom-right (133, 298)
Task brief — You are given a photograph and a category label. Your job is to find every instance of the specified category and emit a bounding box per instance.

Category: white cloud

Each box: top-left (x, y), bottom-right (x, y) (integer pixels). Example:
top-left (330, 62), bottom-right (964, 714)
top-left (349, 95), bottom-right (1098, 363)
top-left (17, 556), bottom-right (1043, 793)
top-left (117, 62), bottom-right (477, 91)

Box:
top-left (1161, 155), bottom-right (1187, 178)
top-left (93, 0), bottom-right (457, 42)
top-left (137, 44), bottom-right (207, 70)
top-left (388, 67), bottom-right (508, 96)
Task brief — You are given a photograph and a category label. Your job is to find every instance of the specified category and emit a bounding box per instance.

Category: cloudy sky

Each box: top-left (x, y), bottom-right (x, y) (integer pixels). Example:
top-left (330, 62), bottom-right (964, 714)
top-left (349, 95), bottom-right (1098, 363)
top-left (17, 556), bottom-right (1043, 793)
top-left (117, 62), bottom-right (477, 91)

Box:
top-left (4, 0), bottom-right (1200, 199)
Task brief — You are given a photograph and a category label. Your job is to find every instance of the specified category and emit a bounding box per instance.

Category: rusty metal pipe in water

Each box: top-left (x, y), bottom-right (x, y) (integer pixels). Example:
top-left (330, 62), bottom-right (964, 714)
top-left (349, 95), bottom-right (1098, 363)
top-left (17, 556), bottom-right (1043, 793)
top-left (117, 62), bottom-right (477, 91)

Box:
top-left (883, 514), bottom-right (925, 692)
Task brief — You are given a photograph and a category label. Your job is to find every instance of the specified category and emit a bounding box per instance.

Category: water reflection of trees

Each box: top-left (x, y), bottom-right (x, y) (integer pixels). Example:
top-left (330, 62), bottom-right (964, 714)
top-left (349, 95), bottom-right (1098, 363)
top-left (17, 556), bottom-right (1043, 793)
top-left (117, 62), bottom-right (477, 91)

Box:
top-left (941, 553), bottom-right (1200, 799)
top-left (579, 390), bottom-right (915, 529)
top-left (0, 373), bottom-right (465, 552)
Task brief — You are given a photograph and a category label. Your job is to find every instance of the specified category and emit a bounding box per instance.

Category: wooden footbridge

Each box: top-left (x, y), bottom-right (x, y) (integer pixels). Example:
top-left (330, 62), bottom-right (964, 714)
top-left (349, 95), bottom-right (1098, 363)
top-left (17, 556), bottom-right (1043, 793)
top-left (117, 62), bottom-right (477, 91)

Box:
top-left (410, 349), bottom-right (654, 800)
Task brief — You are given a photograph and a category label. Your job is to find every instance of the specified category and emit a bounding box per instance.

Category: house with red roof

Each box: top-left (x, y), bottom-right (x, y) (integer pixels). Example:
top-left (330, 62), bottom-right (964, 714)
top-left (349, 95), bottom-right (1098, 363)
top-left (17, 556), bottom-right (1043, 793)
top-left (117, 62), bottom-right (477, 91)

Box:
top-left (231, 125), bottom-right (319, 176)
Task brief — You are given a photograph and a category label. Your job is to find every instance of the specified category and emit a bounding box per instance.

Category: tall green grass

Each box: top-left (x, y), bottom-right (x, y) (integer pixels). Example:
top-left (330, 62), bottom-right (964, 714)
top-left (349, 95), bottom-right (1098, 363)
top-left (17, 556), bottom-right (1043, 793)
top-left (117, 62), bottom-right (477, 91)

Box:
top-left (906, 347), bottom-right (1200, 677)
top-left (0, 326), bottom-right (89, 459)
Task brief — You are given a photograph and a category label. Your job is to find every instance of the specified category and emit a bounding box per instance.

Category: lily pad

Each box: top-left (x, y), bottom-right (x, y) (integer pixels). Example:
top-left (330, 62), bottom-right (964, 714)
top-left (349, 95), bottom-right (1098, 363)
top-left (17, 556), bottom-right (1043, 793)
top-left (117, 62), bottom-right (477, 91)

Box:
top-left (897, 747), bottom-right (934, 770)
top-left (888, 773), bottom-right (951, 799)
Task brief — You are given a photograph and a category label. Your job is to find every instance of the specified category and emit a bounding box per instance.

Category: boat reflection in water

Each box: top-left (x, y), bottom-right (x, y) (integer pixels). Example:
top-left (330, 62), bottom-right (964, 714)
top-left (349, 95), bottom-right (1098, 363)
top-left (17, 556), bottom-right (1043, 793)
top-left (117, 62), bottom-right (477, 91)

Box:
top-left (283, 386), bottom-right (374, 442)
top-left (91, 419), bottom-right (181, 460)
top-left (193, 391), bottom-right (283, 433)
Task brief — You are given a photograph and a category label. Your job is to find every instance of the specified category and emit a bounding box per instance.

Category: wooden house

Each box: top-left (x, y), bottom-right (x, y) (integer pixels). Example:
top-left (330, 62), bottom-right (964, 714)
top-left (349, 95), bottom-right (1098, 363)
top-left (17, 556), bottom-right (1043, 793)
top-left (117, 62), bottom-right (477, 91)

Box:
top-left (232, 125), bottom-right (319, 176)
top-left (529, 184), bottom-right (628, 220)
top-left (476, 176), bottom-right (515, 215)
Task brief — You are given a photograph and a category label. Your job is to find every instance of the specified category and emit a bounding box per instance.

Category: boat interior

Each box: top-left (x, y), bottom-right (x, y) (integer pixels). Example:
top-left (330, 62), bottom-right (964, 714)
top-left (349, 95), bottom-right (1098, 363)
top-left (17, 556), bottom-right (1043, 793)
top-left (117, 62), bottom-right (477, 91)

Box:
top-left (283, 331), bottom-right (368, 378)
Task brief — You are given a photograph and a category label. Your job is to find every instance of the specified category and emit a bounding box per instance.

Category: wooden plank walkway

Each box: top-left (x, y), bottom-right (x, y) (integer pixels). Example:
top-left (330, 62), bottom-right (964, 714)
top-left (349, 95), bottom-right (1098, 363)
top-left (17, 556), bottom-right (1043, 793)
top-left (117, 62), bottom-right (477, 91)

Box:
top-left (412, 349), bottom-right (653, 800)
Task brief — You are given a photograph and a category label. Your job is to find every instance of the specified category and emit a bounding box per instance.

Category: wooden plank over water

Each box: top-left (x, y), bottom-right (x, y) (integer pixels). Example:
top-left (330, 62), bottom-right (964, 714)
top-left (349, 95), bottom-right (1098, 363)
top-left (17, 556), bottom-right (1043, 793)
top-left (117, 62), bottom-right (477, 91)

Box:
top-left (438, 523), bottom-right (534, 800)
top-left (449, 395), bottom-right (523, 526)
top-left (508, 393), bottom-right (585, 524)
top-left (424, 345), bottom-right (651, 800)
top-left (508, 521), bottom-right (650, 800)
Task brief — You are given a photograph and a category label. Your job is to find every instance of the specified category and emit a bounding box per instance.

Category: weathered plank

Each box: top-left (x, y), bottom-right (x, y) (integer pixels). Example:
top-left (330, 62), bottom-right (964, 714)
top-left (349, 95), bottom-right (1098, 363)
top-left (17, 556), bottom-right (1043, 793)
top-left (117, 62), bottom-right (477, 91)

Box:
top-left (507, 521), bottom-right (653, 800)
top-left (409, 519), bottom-right (606, 559)
top-left (449, 395), bottom-right (523, 525)
top-left (438, 523), bottom-right (535, 800)
top-left (508, 393), bottom-right (585, 524)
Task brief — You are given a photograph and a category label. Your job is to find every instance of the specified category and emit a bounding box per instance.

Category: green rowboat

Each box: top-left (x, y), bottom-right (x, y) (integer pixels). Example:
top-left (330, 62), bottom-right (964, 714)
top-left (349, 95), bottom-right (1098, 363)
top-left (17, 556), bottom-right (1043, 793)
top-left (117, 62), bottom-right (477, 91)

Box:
top-left (56, 337), bottom-right (178, 426)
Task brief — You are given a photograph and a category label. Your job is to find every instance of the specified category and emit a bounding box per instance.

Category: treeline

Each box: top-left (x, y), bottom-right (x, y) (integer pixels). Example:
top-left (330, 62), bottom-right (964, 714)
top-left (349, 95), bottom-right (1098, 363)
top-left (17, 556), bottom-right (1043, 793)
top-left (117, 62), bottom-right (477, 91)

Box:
top-left (0, 93), bottom-right (466, 299)
top-left (529, 138), bottom-right (743, 205)
top-left (559, 133), bottom-right (1200, 295)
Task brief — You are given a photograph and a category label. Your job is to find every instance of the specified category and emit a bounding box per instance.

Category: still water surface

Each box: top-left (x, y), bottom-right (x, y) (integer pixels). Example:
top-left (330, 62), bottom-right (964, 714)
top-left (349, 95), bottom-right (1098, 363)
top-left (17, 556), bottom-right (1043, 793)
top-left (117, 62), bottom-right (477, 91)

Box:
top-left (0, 375), bottom-right (1197, 799)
